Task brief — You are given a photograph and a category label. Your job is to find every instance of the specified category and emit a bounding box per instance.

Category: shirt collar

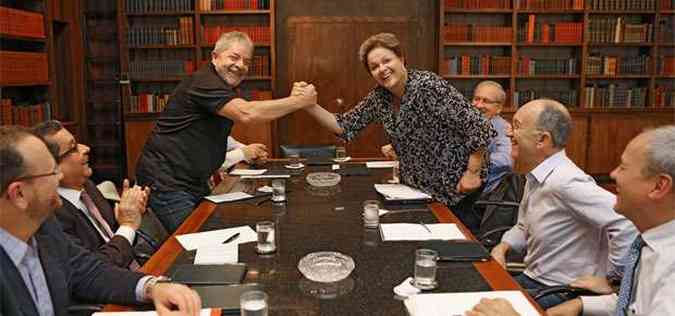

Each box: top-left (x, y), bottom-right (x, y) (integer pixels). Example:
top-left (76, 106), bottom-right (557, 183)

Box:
top-left (641, 218), bottom-right (675, 252)
top-left (0, 227), bottom-right (32, 267)
top-left (528, 150), bottom-right (567, 184)
top-left (58, 187), bottom-right (84, 210)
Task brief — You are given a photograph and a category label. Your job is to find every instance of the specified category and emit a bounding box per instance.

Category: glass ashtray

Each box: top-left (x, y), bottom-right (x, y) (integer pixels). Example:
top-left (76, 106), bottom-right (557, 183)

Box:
top-left (306, 172), bottom-right (341, 187)
top-left (298, 251), bottom-right (355, 283)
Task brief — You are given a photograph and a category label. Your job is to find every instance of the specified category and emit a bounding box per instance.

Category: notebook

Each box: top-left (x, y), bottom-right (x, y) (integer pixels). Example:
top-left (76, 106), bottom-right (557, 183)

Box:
top-left (421, 240), bottom-right (490, 262)
top-left (169, 263), bottom-right (247, 285)
top-left (191, 284), bottom-right (263, 313)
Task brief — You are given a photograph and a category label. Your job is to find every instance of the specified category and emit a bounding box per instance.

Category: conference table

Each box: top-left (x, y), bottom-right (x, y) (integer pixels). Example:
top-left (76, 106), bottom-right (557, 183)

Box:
top-left (107, 159), bottom-right (543, 315)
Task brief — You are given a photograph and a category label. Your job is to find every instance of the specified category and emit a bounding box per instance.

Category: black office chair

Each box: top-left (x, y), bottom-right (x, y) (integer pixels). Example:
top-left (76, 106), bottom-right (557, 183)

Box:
top-left (475, 173), bottom-right (526, 249)
top-left (133, 207), bottom-right (170, 264)
top-left (279, 144), bottom-right (336, 159)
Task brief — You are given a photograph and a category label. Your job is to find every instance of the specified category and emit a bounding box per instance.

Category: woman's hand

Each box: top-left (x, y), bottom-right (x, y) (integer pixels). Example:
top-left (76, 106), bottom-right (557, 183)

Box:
top-left (456, 170), bottom-right (482, 193)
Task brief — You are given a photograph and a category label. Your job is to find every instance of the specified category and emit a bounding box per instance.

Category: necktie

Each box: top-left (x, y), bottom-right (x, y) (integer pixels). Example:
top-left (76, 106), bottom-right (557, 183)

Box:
top-left (614, 236), bottom-right (645, 316)
top-left (81, 190), bottom-right (114, 240)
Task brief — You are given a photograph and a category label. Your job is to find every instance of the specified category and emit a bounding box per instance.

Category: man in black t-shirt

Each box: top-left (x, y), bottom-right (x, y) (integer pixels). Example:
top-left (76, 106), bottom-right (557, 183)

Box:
top-left (135, 31), bottom-right (317, 232)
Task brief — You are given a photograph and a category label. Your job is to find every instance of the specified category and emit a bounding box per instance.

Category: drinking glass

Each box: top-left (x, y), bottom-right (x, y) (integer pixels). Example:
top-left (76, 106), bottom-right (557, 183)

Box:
top-left (362, 200), bottom-right (380, 228)
top-left (413, 248), bottom-right (438, 290)
top-left (256, 221), bottom-right (276, 254)
top-left (240, 290), bottom-right (268, 316)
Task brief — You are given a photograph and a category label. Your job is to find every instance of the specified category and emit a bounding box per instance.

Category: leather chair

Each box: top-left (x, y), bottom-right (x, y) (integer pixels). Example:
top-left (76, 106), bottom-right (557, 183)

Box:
top-left (279, 144), bottom-right (336, 159)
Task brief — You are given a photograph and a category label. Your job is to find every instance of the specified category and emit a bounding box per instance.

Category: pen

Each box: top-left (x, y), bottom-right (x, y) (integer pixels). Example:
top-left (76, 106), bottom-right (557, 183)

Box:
top-left (419, 221), bottom-right (432, 234)
top-left (222, 232), bottom-right (240, 244)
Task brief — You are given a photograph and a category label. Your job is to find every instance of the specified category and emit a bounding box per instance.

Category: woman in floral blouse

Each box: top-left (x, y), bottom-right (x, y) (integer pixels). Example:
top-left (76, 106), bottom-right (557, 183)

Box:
top-left (300, 33), bottom-right (495, 230)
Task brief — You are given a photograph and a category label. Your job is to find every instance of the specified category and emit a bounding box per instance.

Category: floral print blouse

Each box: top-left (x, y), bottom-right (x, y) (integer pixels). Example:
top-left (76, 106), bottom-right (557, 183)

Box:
top-left (336, 69), bottom-right (495, 205)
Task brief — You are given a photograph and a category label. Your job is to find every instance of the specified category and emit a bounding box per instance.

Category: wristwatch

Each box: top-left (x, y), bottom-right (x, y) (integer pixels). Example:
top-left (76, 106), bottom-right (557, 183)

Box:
top-left (143, 275), bottom-right (170, 300)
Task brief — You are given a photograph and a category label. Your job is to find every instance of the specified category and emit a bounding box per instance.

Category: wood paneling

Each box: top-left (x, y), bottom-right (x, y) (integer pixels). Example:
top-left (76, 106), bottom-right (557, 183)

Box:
top-left (124, 120), bottom-right (155, 180)
top-left (230, 121), bottom-right (273, 153)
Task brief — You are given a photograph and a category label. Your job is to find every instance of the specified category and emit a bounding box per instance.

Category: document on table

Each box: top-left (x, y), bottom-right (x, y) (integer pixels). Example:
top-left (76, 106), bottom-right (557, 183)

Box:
top-left (194, 243), bottom-right (238, 265)
top-left (240, 174), bottom-right (291, 179)
top-left (204, 192), bottom-right (253, 203)
top-left (229, 169), bottom-right (267, 176)
top-left (404, 291), bottom-right (540, 316)
top-left (176, 226), bottom-right (257, 250)
top-left (373, 184), bottom-right (431, 201)
top-left (366, 161), bottom-right (398, 168)
top-left (93, 309), bottom-right (215, 316)
top-left (379, 223), bottom-right (466, 241)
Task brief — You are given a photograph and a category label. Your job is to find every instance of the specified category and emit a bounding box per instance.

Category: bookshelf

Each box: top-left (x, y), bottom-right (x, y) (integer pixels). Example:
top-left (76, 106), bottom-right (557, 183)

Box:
top-left (118, 0), bottom-right (276, 179)
top-left (0, 0), bottom-right (51, 126)
top-left (440, 0), bottom-right (674, 174)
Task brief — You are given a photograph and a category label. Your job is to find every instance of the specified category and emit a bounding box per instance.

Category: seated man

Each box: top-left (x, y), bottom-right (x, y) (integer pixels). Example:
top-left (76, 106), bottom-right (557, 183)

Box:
top-left (0, 126), bottom-right (200, 316)
top-left (33, 120), bottom-right (150, 269)
top-left (489, 99), bottom-right (637, 309)
top-left (547, 125), bottom-right (675, 316)
top-left (222, 136), bottom-right (268, 170)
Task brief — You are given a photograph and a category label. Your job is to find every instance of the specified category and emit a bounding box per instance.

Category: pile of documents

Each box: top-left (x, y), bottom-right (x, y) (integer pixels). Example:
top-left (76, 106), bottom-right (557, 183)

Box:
top-left (176, 226), bottom-right (257, 265)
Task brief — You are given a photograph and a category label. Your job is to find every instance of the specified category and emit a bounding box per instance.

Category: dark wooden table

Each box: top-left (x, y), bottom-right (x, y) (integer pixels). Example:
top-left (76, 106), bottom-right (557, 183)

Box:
top-left (106, 160), bottom-right (543, 315)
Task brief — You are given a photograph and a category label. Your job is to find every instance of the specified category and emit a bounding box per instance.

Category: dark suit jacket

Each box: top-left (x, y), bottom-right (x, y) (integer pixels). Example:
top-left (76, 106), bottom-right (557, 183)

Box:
top-left (0, 216), bottom-right (144, 316)
top-left (54, 180), bottom-right (135, 268)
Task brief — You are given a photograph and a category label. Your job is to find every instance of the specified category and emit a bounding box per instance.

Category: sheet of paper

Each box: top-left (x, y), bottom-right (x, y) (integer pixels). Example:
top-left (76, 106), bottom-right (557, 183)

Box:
top-left (194, 243), bottom-right (238, 265)
top-left (379, 223), bottom-right (466, 241)
top-left (404, 291), bottom-right (540, 316)
top-left (373, 184), bottom-right (431, 200)
top-left (332, 164), bottom-right (340, 170)
top-left (176, 226), bottom-right (257, 250)
top-left (204, 192), bottom-right (253, 203)
top-left (94, 308), bottom-right (213, 316)
top-left (229, 169), bottom-right (267, 176)
top-left (366, 161), bottom-right (398, 168)
top-left (240, 174), bottom-right (291, 179)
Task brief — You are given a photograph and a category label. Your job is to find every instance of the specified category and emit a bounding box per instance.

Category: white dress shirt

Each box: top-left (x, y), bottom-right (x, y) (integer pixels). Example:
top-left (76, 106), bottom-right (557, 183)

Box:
top-left (58, 187), bottom-right (135, 244)
top-left (221, 136), bottom-right (248, 170)
top-left (582, 219), bottom-right (675, 316)
top-left (501, 150), bottom-right (638, 286)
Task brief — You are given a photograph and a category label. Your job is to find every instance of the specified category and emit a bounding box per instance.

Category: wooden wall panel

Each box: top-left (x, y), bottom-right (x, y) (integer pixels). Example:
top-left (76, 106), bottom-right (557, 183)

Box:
top-left (124, 120), bottom-right (155, 180)
top-left (230, 122), bottom-right (273, 152)
top-left (566, 114), bottom-right (588, 170)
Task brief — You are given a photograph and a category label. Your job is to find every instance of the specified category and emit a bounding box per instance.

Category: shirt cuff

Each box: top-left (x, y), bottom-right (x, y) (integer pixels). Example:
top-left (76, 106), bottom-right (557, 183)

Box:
top-left (135, 275), bottom-right (154, 302)
top-left (581, 294), bottom-right (617, 316)
top-left (115, 225), bottom-right (136, 245)
top-left (223, 148), bottom-right (247, 170)
top-left (501, 229), bottom-right (527, 253)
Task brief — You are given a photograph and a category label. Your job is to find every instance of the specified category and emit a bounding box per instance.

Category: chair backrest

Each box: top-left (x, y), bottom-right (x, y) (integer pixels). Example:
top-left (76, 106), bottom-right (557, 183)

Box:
top-left (279, 144), bottom-right (336, 158)
top-left (476, 173), bottom-right (526, 248)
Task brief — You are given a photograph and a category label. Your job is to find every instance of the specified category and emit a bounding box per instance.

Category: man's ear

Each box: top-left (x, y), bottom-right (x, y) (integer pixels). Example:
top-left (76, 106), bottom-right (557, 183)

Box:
top-left (6, 182), bottom-right (29, 210)
top-left (648, 174), bottom-right (673, 201)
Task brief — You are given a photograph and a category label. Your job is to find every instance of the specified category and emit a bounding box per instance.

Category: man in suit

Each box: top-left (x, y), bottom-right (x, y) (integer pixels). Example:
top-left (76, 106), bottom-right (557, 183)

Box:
top-left (32, 120), bottom-right (150, 269)
top-left (0, 126), bottom-right (201, 316)
top-left (489, 99), bottom-right (637, 309)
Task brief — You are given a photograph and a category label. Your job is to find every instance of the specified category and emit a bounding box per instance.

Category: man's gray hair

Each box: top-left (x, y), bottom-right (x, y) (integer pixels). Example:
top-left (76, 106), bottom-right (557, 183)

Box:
top-left (213, 31), bottom-right (253, 54)
top-left (642, 125), bottom-right (675, 180)
top-left (474, 80), bottom-right (506, 106)
top-left (534, 99), bottom-right (572, 148)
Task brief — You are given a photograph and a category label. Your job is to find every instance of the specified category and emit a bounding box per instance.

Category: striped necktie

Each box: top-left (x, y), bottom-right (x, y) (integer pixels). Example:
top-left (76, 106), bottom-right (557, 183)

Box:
top-left (614, 236), bottom-right (645, 316)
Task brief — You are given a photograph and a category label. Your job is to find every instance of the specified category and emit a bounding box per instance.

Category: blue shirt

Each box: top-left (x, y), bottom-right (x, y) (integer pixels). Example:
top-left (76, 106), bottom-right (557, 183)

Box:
top-left (484, 115), bottom-right (513, 193)
top-left (0, 227), bottom-right (55, 316)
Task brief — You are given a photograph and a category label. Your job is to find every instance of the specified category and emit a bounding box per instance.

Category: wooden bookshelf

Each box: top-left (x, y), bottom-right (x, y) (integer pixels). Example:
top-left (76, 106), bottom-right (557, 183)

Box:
top-left (118, 0), bottom-right (276, 179)
top-left (439, 0), bottom-right (674, 175)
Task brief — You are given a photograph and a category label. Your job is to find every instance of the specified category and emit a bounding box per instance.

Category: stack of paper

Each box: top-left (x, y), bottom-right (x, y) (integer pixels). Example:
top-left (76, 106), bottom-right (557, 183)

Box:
top-left (366, 161), bottom-right (398, 168)
top-left (229, 169), bottom-right (267, 176)
top-left (204, 192), bottom-right (253, 203)
top-left (93, 309), bottom-right (215, 316)
top-left (176, 226), bottom-right (257, 250)
top-left (404, 291), bottom-right (540, 316)
top-left (194, 243), bottom-right (238, 265)
top-left (373, 184), bottom-right (431, 201)
top-left (379, 223), bottom-right (466, 241)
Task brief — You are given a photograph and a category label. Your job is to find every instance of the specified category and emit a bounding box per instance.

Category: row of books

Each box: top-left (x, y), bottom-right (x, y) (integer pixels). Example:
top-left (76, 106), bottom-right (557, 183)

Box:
top-left (0, 99), bottom-right (51, 126)
top-left (516, 0), bottom-right (584, 9)
top-left (518, 17), bottom-right (583, 43)
top-left (588, 17), bottom-right (653, 43)
top-left (655, 85), bottom-right (675, 107)
top-left (444, 24), bottom-right (512, 42)
top-left (125, 0), bottom-right (192, 13)
top-left (128, 18), bottom-right (194, 46)
top-left (518, 57), bottom-right (578, 75)
top-left (249, 55), bottom-right (270, 77)
top-left (586, 55), bottom-right (650, 75)
top-left (657, 19), bottom-right (673, 43)
top-left (203, 25), bottom-right (270, 44)
top-left (129, 93), bottom-right (170, 113)
top-left (663, 0), bottom-right (674, 10)
top-left (514, 89), bottom-right (578, 107)
top-left (444, 0), bottom-right (511, 9)
top-left (198, 0), bottom-right (271, 11)
top-left (0, 51), bottom-right (48, 85)
top-left (658, 56), bottom-right (675, 75)
top-left (445, 56), bottom-right (511, 75)
top-left (587, 0), bottom-right (656, 10)
top-left (129, 60), bottom-right (191, 79)
top-left (0, 6), bottom-right (45, 39)
top-left (584, 84), bottom-right (647, 108)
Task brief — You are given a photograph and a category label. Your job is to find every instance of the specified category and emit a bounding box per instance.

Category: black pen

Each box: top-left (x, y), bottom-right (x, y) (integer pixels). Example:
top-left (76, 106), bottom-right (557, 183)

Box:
top-left (222, 232), bottom-right (240, 244)
top-left (419, 221), bottom-right (432, 234)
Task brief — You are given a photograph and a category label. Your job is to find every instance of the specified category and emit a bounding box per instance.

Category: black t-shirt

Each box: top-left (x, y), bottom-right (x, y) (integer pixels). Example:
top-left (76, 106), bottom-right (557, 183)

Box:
top-left (135, 62), bottom-right (236, 197)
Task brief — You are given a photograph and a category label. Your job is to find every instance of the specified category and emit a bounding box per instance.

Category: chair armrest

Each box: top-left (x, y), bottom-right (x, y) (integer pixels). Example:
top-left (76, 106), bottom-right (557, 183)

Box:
top-left (136, 229), bottom-right (159, 251)
top-left (474, 200), bottom-right (520, 208)
top-left (67, 304), bottom-right (103, 312)
top-left (534, 286), bottom-right (599, 301)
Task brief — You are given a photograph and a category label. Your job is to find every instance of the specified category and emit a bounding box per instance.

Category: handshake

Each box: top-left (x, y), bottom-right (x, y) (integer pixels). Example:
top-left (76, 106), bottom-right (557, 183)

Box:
top-left (290, 81), bottom-right (318, 108)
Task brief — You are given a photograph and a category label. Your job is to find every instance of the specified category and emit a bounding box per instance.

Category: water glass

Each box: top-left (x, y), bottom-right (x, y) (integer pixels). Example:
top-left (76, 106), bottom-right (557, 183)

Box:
top-left (413, 248), bottom-right (438, 290)
top-left (256, 221), bottom-right (276, 254)
top-left (288, 153), bottom-right (301, 168)
top-left (335, 146), bottom-right (347, 161)
top-left (271, 179), bottom-right (286, 203)
top-left (362, 200), bottom-right (380, 228)
top-left (240, 290), bottom-right (268, 316)
top-left (391, 161), bottom-right (400, 184)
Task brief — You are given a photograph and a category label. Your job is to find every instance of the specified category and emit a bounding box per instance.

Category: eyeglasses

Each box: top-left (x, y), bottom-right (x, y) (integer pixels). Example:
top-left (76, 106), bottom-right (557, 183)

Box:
top-left (58, 144), bottom-right (79, 161)
top-left (472, 96), bottom-right (501, 106)
top-left (12, 169), bottom-right (62, 182)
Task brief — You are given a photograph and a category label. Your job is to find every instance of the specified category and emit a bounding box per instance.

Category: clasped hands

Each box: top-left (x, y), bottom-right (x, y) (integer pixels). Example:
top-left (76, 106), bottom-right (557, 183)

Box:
top-left (115, 179), bottom-right (151, 231)
top-left (291, 81), bottom-right (318, 107)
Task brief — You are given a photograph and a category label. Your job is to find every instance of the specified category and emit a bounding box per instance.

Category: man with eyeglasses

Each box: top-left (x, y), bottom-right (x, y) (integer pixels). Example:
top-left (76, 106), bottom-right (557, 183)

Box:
top-left (0, 126), bottom-right (201, 316)
top-left (489, 99), bottom-right (637, 309)
top-left (32, 120), bottom-right (150, 269)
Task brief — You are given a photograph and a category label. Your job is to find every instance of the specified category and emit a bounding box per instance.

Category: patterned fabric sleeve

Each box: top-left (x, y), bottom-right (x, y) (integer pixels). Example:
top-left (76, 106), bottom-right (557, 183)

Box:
top-left (335, 88), bottom-right (383, 141)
